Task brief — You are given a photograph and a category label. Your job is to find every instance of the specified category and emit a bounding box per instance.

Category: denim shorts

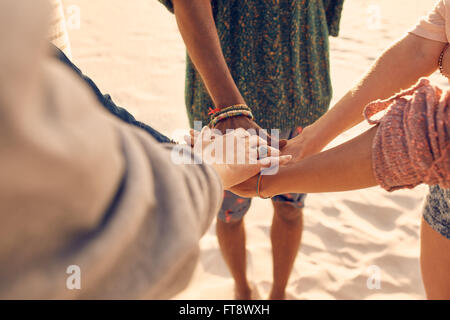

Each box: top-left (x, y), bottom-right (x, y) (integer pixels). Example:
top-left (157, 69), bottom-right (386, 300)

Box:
top-left (423, 185), bottom-right (450, 239)
top-left (218, 127), bottom-right (306, 223)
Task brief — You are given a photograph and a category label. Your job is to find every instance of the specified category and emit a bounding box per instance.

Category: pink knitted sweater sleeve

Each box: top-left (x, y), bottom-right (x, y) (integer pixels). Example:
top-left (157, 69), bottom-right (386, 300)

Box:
top-left (364, 78), bottom-right (450, 191)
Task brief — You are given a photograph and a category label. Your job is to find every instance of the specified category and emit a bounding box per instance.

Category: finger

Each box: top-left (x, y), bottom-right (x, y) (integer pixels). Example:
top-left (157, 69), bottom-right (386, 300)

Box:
top-left (184, 134), bottom-right (194, 147)
top-left (185, 129), bottom-right (201, 146)
top-left (235, 127), bottom-right (250, 137)
top-left (192, 126), bottom-right (213, 152)
top-left (252, 145), bottom-right (281, 160)
top-left (246, 127), bottom-right (258, 136)
top-left (198, 126), bottom-right (213, 141)
top-left (258, 155), bottom-right (292, 168)
top-left (251, 136), bottom-right (280, 157)
top-left (278, 139), bottom-right (288, 149)
top-left (249, 135), bottom-right (266, 148)
top-left (190, 128), bottom-right (200, 139)
top-left (278, 154), bottom-right (292, 166)
top-left (257, 128), bottom-right (271, 143)
top-left (266, 135), bottom-right (287, 149)
top-left (266, 146), bottom-right (280, 157)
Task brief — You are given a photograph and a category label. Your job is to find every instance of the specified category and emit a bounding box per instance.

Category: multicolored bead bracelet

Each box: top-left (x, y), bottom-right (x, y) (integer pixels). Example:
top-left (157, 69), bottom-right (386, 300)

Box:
top-left (256, 174), bottom-right (270, 199)
top-left (208, 104), bottom-right (254, 127)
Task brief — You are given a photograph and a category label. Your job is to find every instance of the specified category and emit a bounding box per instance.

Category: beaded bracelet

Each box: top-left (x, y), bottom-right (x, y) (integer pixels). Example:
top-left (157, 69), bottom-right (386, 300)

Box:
top-left (209, 109), bottom-right (254, 127)
top-left (208, 104), bottom-right (252, 119)
top-left (439, 43), bottom-right (450, 79)
top-left (208, 103), bottom-right (249, 114)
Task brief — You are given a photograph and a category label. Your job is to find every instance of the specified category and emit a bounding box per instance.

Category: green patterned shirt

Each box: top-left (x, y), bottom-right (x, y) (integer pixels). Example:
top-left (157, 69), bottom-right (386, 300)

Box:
top-left (159, 0), bottom-right (344, 130)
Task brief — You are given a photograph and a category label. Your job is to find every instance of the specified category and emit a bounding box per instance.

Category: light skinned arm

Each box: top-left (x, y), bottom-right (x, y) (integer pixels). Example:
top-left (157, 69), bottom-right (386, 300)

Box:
top-left (230, 126), bottom-right (378, 198)
top-left (287, 34), bottom-right (447, 161)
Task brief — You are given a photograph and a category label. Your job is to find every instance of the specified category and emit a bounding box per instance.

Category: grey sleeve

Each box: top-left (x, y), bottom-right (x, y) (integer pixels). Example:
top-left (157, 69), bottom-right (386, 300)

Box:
top-left (68, 127), bottom-right (224, 299)
top-left (91, 128), bottom-right (224, 299)
top-left (161, 143), bottom-right (224, 235)
top-left (130, 128), bottom-right (224, 237)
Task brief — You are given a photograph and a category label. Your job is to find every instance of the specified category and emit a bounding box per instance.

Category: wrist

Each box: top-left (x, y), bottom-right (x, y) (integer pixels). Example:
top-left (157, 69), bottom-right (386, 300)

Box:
top-left (303, 122), bottom-right (335, 152)
top-left (258, 173), bottom-right (275, 198)
top-left (209, 104), bottom-right (254, 128)
top-left (214, 95), bottom-right (246, 110)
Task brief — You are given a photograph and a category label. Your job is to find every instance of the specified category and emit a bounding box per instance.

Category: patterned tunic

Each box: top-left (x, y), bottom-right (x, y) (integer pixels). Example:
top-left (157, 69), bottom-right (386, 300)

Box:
top-left (159, 0), bottom-right (344, 130)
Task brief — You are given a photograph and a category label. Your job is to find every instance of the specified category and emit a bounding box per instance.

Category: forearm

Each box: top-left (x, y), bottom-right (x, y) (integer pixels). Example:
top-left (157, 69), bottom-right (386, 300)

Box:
top-left (261, 127), bottom-right (378, 196)
top-left (310, 33), bottom-right (446, 149)
top-left (172, 0), bottom-right (244, 108)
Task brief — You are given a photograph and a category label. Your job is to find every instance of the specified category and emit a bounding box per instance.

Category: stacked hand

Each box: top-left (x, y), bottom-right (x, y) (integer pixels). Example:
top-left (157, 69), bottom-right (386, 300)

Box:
top-left (228, 125), bottom-right (327, 198)
top-left (212, 115), bottom-right (287, 193)
top-left (185, 116), bottom-right (327, 195)
top-left (278, 125), bottom-right (325, 162)
top-left (214, 116), bottom-right (288, 150)
top-left (185, 126), bottom-right (292, 189)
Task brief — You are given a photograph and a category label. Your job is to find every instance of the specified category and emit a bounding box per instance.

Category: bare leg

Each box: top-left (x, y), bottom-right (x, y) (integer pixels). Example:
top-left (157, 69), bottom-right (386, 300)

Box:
top-left (420, 217), bottom-right (450, 299)
top-left (216, 217), bottom-right (252, 299)
top-left (269, 202), bottom-right (303, 300)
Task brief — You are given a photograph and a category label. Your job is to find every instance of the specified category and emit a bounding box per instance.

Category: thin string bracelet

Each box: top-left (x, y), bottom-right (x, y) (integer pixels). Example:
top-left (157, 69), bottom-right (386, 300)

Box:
top-left (256, 174), bottom-right (270, 199)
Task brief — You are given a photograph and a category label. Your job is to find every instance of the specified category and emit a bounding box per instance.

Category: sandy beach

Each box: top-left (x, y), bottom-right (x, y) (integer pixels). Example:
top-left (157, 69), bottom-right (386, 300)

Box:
top-left (63, 0), bottom-right (447, 299)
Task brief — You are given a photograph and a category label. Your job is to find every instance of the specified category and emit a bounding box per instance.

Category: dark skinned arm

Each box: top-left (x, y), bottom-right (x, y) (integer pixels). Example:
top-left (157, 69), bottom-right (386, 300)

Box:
top-left (171, 0), bottom-right (285, 147)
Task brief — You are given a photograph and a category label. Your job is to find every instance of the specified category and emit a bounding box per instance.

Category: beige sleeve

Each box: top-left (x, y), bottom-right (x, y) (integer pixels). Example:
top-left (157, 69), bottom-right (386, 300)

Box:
top-left (0, 0), bottom-right (223, 299)
top-left (409, 0), bottom-right (448, 43)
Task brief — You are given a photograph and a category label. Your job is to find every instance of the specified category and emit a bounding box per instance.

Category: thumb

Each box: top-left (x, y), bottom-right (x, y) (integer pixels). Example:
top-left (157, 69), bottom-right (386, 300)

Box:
top-left (278, 139), bottom-right (288, 149)
top-left (258, 155), bottom-right (292, 168)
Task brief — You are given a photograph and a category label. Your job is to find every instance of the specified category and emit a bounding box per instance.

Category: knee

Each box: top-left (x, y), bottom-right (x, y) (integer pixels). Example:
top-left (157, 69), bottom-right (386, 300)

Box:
top-left (273, 202), bottom-right (303, 223)
top-left (217, 214), bottom-right (244, 227)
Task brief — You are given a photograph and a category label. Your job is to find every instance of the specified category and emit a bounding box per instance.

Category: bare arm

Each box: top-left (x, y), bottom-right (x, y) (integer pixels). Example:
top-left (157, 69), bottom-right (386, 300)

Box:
top-left (263, 127), bottom-right (378, 196)
top-left (230, 126), bottom-right (378, 197)
top-left (171, 0), bottom-right (244, 108)
top-left (288, 33), bottom-right (447, 160)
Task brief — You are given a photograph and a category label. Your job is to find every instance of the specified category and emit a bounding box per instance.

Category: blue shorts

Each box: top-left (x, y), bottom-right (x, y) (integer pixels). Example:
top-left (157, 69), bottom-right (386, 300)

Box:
top-left (423, 185), bottom-right (450, 239)
top-left (218, 127), bottom-right (307, 223)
